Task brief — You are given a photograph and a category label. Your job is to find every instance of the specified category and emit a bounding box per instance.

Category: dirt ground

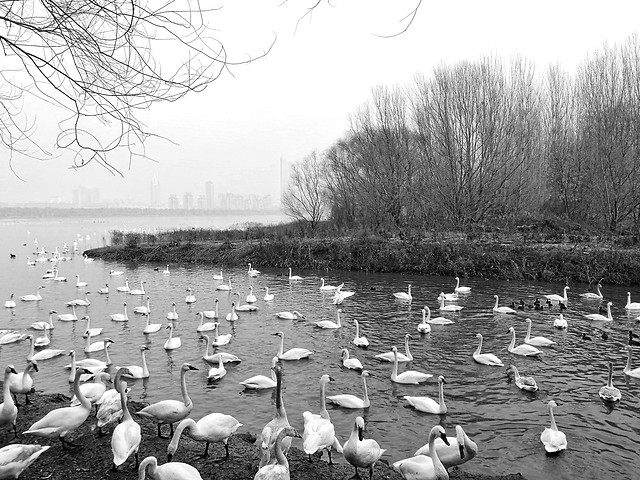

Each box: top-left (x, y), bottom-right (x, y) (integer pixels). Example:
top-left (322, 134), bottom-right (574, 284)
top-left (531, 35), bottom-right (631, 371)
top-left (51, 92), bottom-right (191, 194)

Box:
top-left (1, 392), bottom-right (527, 480)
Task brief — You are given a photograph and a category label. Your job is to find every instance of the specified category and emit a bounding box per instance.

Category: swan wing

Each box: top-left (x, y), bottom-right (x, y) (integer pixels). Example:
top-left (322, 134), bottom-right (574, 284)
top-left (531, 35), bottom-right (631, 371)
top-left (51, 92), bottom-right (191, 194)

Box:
top-left (137, 400), bottom-right (189, 423)
top-left (404, 396), bottom-right (440, 413)
top-left (326, 394), bottom-right (364, 409)
top-left (393, 455), bottom-right (435, 480)
top-left (240, 375), bottom-right (276, 389)
top-left (111, 420), bottom-right (141, 466)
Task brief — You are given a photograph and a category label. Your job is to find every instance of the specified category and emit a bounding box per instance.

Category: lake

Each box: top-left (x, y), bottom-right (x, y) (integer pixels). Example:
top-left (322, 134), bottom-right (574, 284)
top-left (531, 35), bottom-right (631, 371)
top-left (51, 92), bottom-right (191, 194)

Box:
top-left (1, 215), bottom-right (638, 480)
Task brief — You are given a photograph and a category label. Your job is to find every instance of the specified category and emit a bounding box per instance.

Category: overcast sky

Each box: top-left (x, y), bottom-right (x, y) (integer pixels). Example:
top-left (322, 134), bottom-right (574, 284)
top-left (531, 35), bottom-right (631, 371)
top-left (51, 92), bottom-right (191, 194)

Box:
top-left (2, 0), bottom-right (640, 206)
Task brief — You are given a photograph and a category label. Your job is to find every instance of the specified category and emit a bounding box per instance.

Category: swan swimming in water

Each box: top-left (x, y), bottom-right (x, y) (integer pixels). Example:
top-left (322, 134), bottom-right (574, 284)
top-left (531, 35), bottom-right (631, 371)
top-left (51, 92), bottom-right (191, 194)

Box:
top-left (599, 361), bottom-right (621, 402)
top-left (216, 278), bottom-right (232, 291)
top-left (439, 294), bottom-right (463, 312)
top-left (200, 334), bottom-right (241, 364)
top-left (417, 308), bottom-right (432, 334)
top-left (167, 302), bottom-right (179, 320)
top-left (326, 370), bottom-right (370, 409)
top-left (624, 346), bottom-right (640, 378)
top-left (506, 364), bottom-right (538, 392)
top-left (493, 295), bottom-right (517, 314)
top-left (81, 315), bottom-right (104, 337)
top-left (240, 356), bottom-right (278, 390)
top-left (376, 334), bottom-right (413, 362)
top-left (404, 375), bottom-right (447, 414)
top-left (507, 327), bottom-right (542, 357)
top-left (288, 267), bottom-right (303, 281)
top-left (116, 279), bottom-right (130, 293)
top-left (274, 310), bottom-right (305, 320)
top-left (545, 286), bottom-right (570, 303)
top-left (202, 299), bottom-right (219, 319)
top-left (353, 319), bottom-right (369, 347)
top-left (580, 283), bottom-right (603, 299)
top-left (454, 277), bottom-right (471, 294)
top-left (117, 345), bottom-right (150, 379)
top-left (167, 412), bottom-right (242, 461)
top-left (540, 400), bottom-right (567, 453)
top-left (390, 346), bottom-right (432, 384)
top-left (473, 333), bottom-right (504, 366)
top-left (185, 287), bottom-right (196, 304)
top-left (75, 274), bottom-right (88, 288)
top-left (57, 304), bottom-right (78, 322)
top-left (423, 305), bottom-right (455, 325)
top-left (263, 287), bottom-right (275, 301)
top-left (206, 356), bottom-right (227, 381)
top-left (31, 311), bottom-right (55, 331)
top-left (164, 324), bottom-right (181, 350)
top-left (3, 294), bottom-right (16, 308)
top-left (20, 286), bottom-right (44, 302)
top-left (247, 262), bottom-right (260, 277)
top-left (273, 331), bottom-right (313, 360)
top-left (315, 308), bottom-right (343, 329)
top-left (142, 313), bottom-right (162, 334)
top-left (66, 292), bottom-right (90, 306)
top-left (553, 314), bottom-right (568, 329)
top-left (196, 312), bottom-right (216, 332)
top-left (319, 278), bottom-right (340, 291)
top-left (393, 284), bottom-right (412, 303)
top-left (134, 296), bottom-right (151, 315)
top-left (245, 285), bottom-right (257, 303)
top-left (344, 416), bottom-right (386, 480)
top-left (110, 302), bottom-right (129, 322)
top-left (524, 318), bottom-right (556, 346)
top-left (341, 348), bottom-right (363, 371)
top-left (585, 301), bottom-right (613, 321)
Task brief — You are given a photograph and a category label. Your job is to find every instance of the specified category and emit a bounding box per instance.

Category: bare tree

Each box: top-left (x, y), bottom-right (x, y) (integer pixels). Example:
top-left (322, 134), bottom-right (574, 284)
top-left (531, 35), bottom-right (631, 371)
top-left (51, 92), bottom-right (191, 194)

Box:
top-left (282, 151), bottom-right (327, 233)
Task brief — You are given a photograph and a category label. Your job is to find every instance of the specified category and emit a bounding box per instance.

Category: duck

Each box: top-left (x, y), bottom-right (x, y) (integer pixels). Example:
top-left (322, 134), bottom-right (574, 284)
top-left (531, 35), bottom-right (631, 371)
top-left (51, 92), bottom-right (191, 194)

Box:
top-left (553, 314), bottom-right (568, 329)
top-left (8, 360), bottom-right (38, 405)
top-left (163, 324), bottom-right (181, 350)
top-left (424, 306), bottom-right (455, 325)
top-left (0, 444), bottom-right (50, 479)
top-left (393, 425), bottom-right (450, 480)
top-left (66, 292), bottom-right (90, 306)
top-left (439, 294), bottom-right (463, 312)
top-left (624, 346), bottom-right (640, 378)
top-left (353, 319), bottom-right (369, 347)
top-left (247, 262), bottom-right (261, 277)
top-left (136, 363), bottom-right (198, 438)
top-left (545, 286), bottom-right (570, 303)
top-left (599, 361), bottom-right (621, 402)
top-left (23, 366), bottom-right (94, 449)
top-left (167, 412), bottom-right (242, 461)
top-left (341, 348), bottom-right (363, 371)
top-left (3, 294), bottom-right (16, 308)
top-left (417, 308), bottom-right (432, 334)
top-left (30, 311), bottom-right (56, 330)
top-left (393, 284), bottom-right (412, 303)
top-left (315, 308), bottom-right (343, 329)
top-left (20, 285), bottom-right (44, 302)
top-left (319, 278), bottom-right (340, 291)
top-left (274, 310), bottom-right (305, 320)
top-left (110, 302), bottom-right (129, 322)
top-left (116, 279), bottom-right (130, 293)
top-left (413, 425), bottom-right (478, 468)
top-left (239, 356), bottom-right (278, 390)
top-left (580, 283), bottom-right (603, 299)
top-left (57, 304), bottom-right (78, 322)
top-left (302, 375), bottom-right (342, 464)
top-left (196, 312), bottom-right (217, 332)
top-left (245, 286), bottom-right (257, 303)
top-left (167, 302), bottom-right (179, 320)
top-left (216, 278), bottom-right (232, 291)
top-left (376, 333), bottom-right (414, 362)
top-left (454, 277), bottom-right (471, 294)
top-left (264, 287), bottom-right (275, 301)
top-left (524, 318), bottom-right (556, 346)
top-left (506, 364), bottom-right (538, 392)
top-left (508, 327), bottom-right (542, 357)
top-left (288, 267), bottom-right (303, 281)
top-left (75, 274), bottom-right (88, 288)
top-left (259, 362), bottom-right (292, 467)
top-left (0, 365), bottom-right (19, 437)
top-left (273, 331), bottom-right (313, 360)
top-left (96, 368), bottom-right (131, 435)
top-left (225, 303), bottom-right (239, 321)
top-left (134, 296), bottom-right (151, 314)
top-left (81, 315), bottom-right (104, 337)
top-left (344, 416), bottom-right (386, 480)
top-left (98, 283), bottom-right (109, 294)
top-left (473, 333), bottom-right (504, 366)
top-left (118, 346), bottom-right (151, 379)
top-left (110, 269), bottom-right (124, 276)
top-left (203, 299), bottom-right (220, 319)
top-left (585, 301), bottom-right (613, 321)
top-left (138, 456), bottom-right (203, 480)
top-left (212, 269), bottom-right (223, 280)
top-left (255, 427), bottom-right (300, 480)
top-left (540, 400), bottom-right (567, 453)
top-left (404, 375), bottom-right (447, 414)
top-left (206, 356), bottom-right (227, 381)
top-left (326, 370), bottom-right (371, 409)
top-left (199, 334), bottom-right (241, 364)
top-left (493, 295), bottom-right (517, 314)
top-left (34, 328), bottom-right (50, 347)
top-left (142, 313), bottom-right (162, 334)
top-left (111, 375), bottom-right (141, 470)
top-left (390, 346), bottom-right (432, 384)
top-left (185, 287), bottom-right (196, 304)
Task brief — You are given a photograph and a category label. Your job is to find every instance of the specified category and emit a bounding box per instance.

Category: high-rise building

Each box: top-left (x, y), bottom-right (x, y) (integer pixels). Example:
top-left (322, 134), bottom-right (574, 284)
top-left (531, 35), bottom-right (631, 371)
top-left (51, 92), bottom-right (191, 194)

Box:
top-left (168, 194), bottom-right (179, 209)
top-left (183, 192), bottom-right (194, 210)
top-left (197, 195), bottom-right (206, 210)
top-left (205, 181), bottom-right (214, 210)
top-left (150, 174), bottom-right (160, 207)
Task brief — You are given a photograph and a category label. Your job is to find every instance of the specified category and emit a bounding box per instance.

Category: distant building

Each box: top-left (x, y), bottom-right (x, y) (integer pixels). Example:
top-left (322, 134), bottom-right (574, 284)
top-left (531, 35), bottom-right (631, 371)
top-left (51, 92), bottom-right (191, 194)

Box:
top-left (205, 181), bottom-right (214, 209)
top-left (150, 174), bottom-right (161, 207)
top-left (196, 195), bottom-right (206, 210)
top-left (168, 194), bottom-right (179, 209)
top-left (72, 187), bottom-right (100, 207)
top-left (183, 192), bottom-right (194, 210)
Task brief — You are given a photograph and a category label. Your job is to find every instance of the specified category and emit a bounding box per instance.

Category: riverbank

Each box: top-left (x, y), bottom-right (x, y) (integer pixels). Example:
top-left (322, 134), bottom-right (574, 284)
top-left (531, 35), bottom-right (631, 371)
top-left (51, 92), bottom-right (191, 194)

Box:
top-left (4, 392), bottom-right (526, 480)
top-left (86, 235), bottom-right (640, 286)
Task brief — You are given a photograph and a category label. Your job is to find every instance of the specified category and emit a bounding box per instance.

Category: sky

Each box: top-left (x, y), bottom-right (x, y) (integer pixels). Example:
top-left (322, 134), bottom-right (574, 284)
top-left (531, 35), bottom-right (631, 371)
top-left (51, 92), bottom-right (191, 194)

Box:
top-left (2, 0), bottom-right (640, 207)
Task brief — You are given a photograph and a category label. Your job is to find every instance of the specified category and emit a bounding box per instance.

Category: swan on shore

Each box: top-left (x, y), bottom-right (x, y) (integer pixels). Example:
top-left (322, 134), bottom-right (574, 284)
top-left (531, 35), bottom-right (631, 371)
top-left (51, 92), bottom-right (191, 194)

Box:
top-left (393, 425), bottom-right (451, 480)
top-left (414, 424), bottom-right (478, 468)
top-left (256, 427), bottom-right (300, 480)
top-left (344, 416), bottom-right (386, 480)
top-left (0, 365), bottom-right (19, 437)
top-left (8, 360), bottom-right (38, 406)
top-left (167, 413), bottom-right (242, 461)
top-left (0, 444), bottom-right (50, 479)
top-left (302, 374), bottom-right (342, 464)
top-left (138, 456), bottom-right (203, 480)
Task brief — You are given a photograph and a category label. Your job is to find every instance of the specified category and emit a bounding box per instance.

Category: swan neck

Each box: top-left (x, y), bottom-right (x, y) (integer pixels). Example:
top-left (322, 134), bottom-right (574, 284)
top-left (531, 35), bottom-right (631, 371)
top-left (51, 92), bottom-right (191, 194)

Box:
top-left (362, 375), bottom-right (370, 407)
top-left (274, 431), bottom-right (290, 469)
top-left (607, 364), bottom-right (614, 387)
top-left (138, 457), bottom-right (156, 480)
top-left (509, 330), bottom-right (516, 349)
top-left (336, 310), bottom-right (341, 327)
top-left (275, 369), bottom-right (286, 418)
top-left (141, 350), bottom-right (149, 376)
top-left (2, 369), bottom-right (12, 405)
top-left (105, 344), bottom-right (112, 365)
top-left (549, 405), bottom-right (558, 431)
top-left (74, 370), bottom-right (91, 410)
top-left (180, 368), bottom-right (192, 407)
top-left (428, 430), bottom-right (446, 473)
top-left (438, 380), bottom-right (445, 408)
top-left (405, 338), bottom-right (412, 360)
top-left (392, 351), bottom-right (399, 378)
top-left (474, 336), bottom-right (483, 355)
top-left (525, 322), bottom-right (531, 340)
top-left (494, 297), bottom-right (499, 309)
top-left (319, 381), bottom-right (328, 417)
top-left (168, 418), bottom-right (195, 454)
top-left (120, 380), bottom-right (132, 422)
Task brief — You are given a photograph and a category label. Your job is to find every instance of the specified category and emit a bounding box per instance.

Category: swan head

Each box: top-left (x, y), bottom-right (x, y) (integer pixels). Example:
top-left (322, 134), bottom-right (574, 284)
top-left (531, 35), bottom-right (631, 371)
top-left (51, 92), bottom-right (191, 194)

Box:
top-left (548, 399), bottom-right (558, 409)
top-left (438, 375), bottom-right (446, 384)
top-left (49, 310), bottom-right (57, 314)
top-left (320, 374), bottom-right (334, 384)
top-left (430, 425), bottom-right (450, 446)
top-left (508, 327), bottom-right (515, 333)
top-left (355, 416), bottom-right (366, 440)
top-left (181, 363), bottom-right (198, 372)
top-left (81, 316), bottom-right (90, 321)
top-left (68, 350), bottom-right (75, 357)
top-left (293, 311), bottom-right (305, 318)
top-left (405, 334), bottom-right (412, 340)
top-left (361, 370), bottom-right (370, 378)
top-left (526, 318), bottom-right (532, 324)
top-left (105, 338), bottom-right (115, 346)
top-left (272, 331), bottom-right (284, 338)
top-left (199, 334), bottom-right (209, 342)
top-left (6, 365), bottom-right (17, 375)
top-left (28, 359), bottom-right (39, 372)
top-left (140, 345), bottom-right (150, 352)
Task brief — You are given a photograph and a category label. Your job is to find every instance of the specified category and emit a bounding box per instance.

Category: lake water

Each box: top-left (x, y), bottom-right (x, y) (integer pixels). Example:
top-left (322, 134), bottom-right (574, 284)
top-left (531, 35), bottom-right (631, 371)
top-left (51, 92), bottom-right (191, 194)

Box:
top-left (1, 215), bottom-right (639, 480)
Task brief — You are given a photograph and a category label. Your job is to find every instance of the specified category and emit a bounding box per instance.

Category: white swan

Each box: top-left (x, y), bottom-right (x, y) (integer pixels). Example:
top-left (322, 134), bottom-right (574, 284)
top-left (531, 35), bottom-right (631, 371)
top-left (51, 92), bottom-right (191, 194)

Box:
top-left (34, 328), bottom-right (50, 347)
top-left (31, 311), bottom-right (55, 330)
top-left (98, 283), bottom-right (109, 294)
top-left (493, 295), bottom-right (517, 314)
top-left (302, 374), bottom-right (342, 464)
top-left (240, 356), bottom-right (278, 390)
top-left (326, 370), bottom-right (370, 409)
top-left (255, 427), bottom-right (300, 480)
top-left (404, 375), bottom-right (447, 414)
top-left (524, 318), bottom-right (556, 346)
top-left (473, 333), bottom-right (503, 366)
top-left (212, 269), bottom-right (223, 280)
top-left (553, 314), bottom-right (568, 329)
top-left (111, 374), bottom-right (141, 470)
top-left (0, 444), bottom-right (50, 479)
top-left (57, 304), bottom-right (78, 322)
top-left (142, 313), bottom-right (162, 334)
top-left (288, 267), bottom-right (303, 281)
top-left (439, 294), bottom-right (463, 312)
top-left (414, 425), bottom-right (478, 468)
top-left (353, 319), bottom-right (370, 347)
top-left (167, 302), bottom-right (179, 320)
top-left (200, 334), bottom-right (241, 364)
top-left (393, 425), bottom-right (450, 480)
top-left (248, 262), bottom-right (261, 277)
top-left (64, 349), bottom-right (107, 375)
top-left (0, 331), bottom-right (26, 346)
top-left (545, 286), bottom-right (570, 303)
top-left (580, 283), bottom-right (603, 299)
top-left (110, 269), bottom-right (124, 276)
top-left (0, 365), bottom-right (19, 437)
top-left (96, 368), bottom-right (130, 434)
top-left (118, 346), bottom-right (150, 379)
top-left (274, 310), bottom-right (305, 320)
top-left (216, 278), bottom-right (232, 291)
top-left (8, 360), bottom-right (38, 405)
top-left (273, 331), bottom-right (313, 360)
top-left (391, 346), bottom-right (432, 384)
top-left (20, 285), bottom-right (44, 302)
top-left (332, 287), bottom-right (355, 305)
top-left (134, 296), bottom-right (151, 314)
top-left (196, 311), bottom-right (216, 332)
top-left (320, 278), bottom-right (340, 291)
top-left (211, 322), bottom-right (232, 346)
top-left (83, 253), bottom-right (94, 262)
top-left (26, 256), bottom-right (37, 265)
top-left (624, 346), bottom-right (640, 378)
top-left (245, 286), bottom-right (257, 304)
top-left (438, 291), bottom-right (459, 301)
top-left (167, 413), bottom-right (242, 461)
top-left (344, 416), bottom-right (386, 480)
top-left (259, 363), bottom-right (291, 467)
top-left (164, 324), bottom-right (181, 350)
top-left (625, 291), bottom-right (640, 310)
top-left (424, 305), bottom-right (455, 325)
top-left (52, 268), bottom-right (67, 282)
top-left (3, 294), bottom-right (16, 308)
top-left (585, 301), bottom-right (613, 321)
top-left (75, 274), bottom-right (88, 288)
top-left (128, 280), bottom-right (146, 296)
top-left (116, 278), bottom-right (130, 293)
top-left (81, 315), bottom-right (104, 337)
top-left (203, 299), bottom-right (219, 319)
top-left (207, 356), bottom-right (227, 381)
top-left (225, 303), bottom-right (238, 321)
top-left (540, 400), bottom-right (567, 452)
top-left (454, 277), bottom-right (471, 294)
top-left (66, 292), bottom-right (90, 306)
top-left (26, 336), bottom-right (64, 362)
top-left (506, 364), bottom-right (538, 392)
top-left (393, 284), bottom-right (412, 302)
top-left (341, 348), bottom-right (363, 371)
top-left (315, 308), bottom-right (343, 329)
top-left (84, 333), bottom-right (114, 353)
top-left (376, 334), bottom-right (413, 362)
top-left (138, 456), bottom-right (203, 480)
top-left (70, 371), bottom-right (110, 407)
top-left (264, 287), bottom-right (275, 301)
top-left (417, 308), bottom-right (432, 334)
top-left (507, 327), bottom-right (542, 357)
top-left (110, 302), bottom-right (129, 322)
top-left (136, 363), bottom-right (198, 438)
top-left (599, 361), bottom-right (621, 402)
top-left (185, 287), bottom-right (196, 304)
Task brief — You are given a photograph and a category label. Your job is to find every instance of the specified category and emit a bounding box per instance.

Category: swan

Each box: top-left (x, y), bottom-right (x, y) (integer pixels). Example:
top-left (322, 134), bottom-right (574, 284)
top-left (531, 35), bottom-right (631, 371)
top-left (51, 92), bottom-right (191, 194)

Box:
top-left (493, 295), bottom-right (517, 314)
top-left (274, 310), bottom-right (305, 320)
top-left (3, 294), bottom-right (16, 308)
top-left (66, 292), bottom-right (90, 306)
top-left (438, 291), bottom-right (459, 301)
top-left (235, 302), bottom-right (259, 312)
top-left (439, 294), bottom-right (463, 312)
top-left (0, 444), bottom-right (50, 479)
top-left (26, 256), bottom-right (36, 266)
top-left (225, 303), bottom-right (239, 321)
top-left (417, 308), bottom-right (432, 334)
top-left (454, 277), bottom-right (471, 294)
top-left (199, 334), bottom-right (241, 364)
top-left (210, 322), bottom-right (232, 346)
top-left (212, 269), bottom-right (223, 280)
top-left (0, 365), bottom-right (19, 437)
top-left (0, 331), bottom-right (26, 345)
top-left (243, 286), bottom-right (257, 304)
top-left (625, 291), bottom-right (640, 310)
top-left (315, 308), bottom-right (343, 329)
top-left (81, 315), bottom-right (104, 337)
top-left (57, 304), bottom-right (78, 322)
top-left (259, 362), bottom-right (292, 467)
top-left (8, 360), bottom-right (38, 405)
top-left (128, 280), bottom-right (146, 296)
top-left (167, 302), bottom-right (179, 320)
top-left (136, 363), bottom-right (199, 438)
top-left (31, 311), bottom-right (55, 330)
top-left (264, 287), bottom-right (275, 301)
top-left (110, 269), bottom-right (124, 276)
top-left (70, 371), bottom-right (110, 408)
top-left (326, 370), bottom-right (371, 409)
top-left (524, 318), bottom-right (556, 346)
top-left (473, 333), bottom-right (503, 366)
top-left (414, 425), bottom-right (478, 468)
top-left (540, 400), bottom-right (567, 452)
top-left (52, 268), bottom-right (67, 282)
top-left (207, 356), bottom-right (227, 381)
top-left (507, 327), bottom-right (542, 357)
top-left (111, 375), bottom-right (141, 470)
top-left (255, 427), bottom-right (300, 480)
top-left (248, 262), bottom-right (261, 277)
top-left (303, 374), bottom-right (342, 464)
top-left (288, 267), bottom-right (303, 281)
top-left (26, 336), bottom-right (64, 362)
top-left (118, 346), bottom-right (151, 379)
top-left (320, 278), bottom-right (340, 291)
top-left (404, 375), bottom-right (447, 414)
top-left (376, 334), bottom-right (413, 362)
top-left (75, 274), bottom-right (88, 288)
top-left (341, 348), bottom-right (363, 371)
top-left (64, 349), bottom-right (108, 375)
top-left (23, 366), bottom-right (94, 449)
top-left (163, 265), bottom-right (170, 275)
top-left (20, 285), bottom-right (44, 302)
top-left (216, 278), bottom-right (232, 291)
top-left (116, 279), bottom-right (130, 293)
top-left (553, 314), bottom-right (568, 329)
top-left (134, 296), bottom-right (151, 314)
top-left (203, 299), bottom-right (219, 319)
top-left (391, 346), bottom-right (432, 384)
top-left (96, 368), bottom-right (131, 434)
top-left (84, 333), bottom-right (114, 353)
top-left (196, 311), bottom-right (217, 332)
top-left (110, 302), bottom-right (129, 322)
top-left (344, 416), bottom-right (386, 480)
top-left (167, 413), bottom-right (242, 461)
top-left (545, 286), bottom-right (570, 303)
top-left (353, 319), bottom-right (370, 347)
top-left (624, 346), bottom-right (640, 378)
top-left (393, 284), bottom-right (412, 302)
top-left (393, 425), bottom-right (450, 480)
top-left (185, 287), bottom-right (196, 304)
top-left (98, 283), bottom-right (110, 294)
top-left (34, 328), bottom-right (50, 347)
top-left (423, 306), bottom-right (455, 325)
top-left (83, 253), bottom-right (94, 262)
top-left (142, 313), bottom-right (162, 334)
top-left (506, 364), bottom-right (538, 392)
top-left (138, 456), bottom-right (203, 480)
top-left (585, 301), bottom-right (613, 321)
top-left (273, 331), bottom-right (313, 360)
top-left (164, 324), bottom-right (181, 350)
top-left (599, 361), bottom-right (621, 402)
top-left (332, 287), bottom-right (355, 305)
top-left (41, 269), bottom-right (55, 280)
top-left (580, 283), bottom-right (603, 299)
top-left (240, 356), bottom-right (278, 390)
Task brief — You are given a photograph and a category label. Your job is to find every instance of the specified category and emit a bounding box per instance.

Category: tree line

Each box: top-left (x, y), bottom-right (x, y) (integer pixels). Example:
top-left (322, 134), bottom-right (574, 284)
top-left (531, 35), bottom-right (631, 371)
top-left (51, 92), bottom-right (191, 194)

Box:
top-left (284, 34), bottom-right (640, 235)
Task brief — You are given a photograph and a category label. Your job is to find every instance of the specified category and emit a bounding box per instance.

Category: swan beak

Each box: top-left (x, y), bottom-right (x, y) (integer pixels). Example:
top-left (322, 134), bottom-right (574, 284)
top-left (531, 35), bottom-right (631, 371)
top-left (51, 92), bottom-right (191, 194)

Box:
top-left (167, 453), bottom-right (173, 462)
top-left (32, 363), bottom-right (39, 372)
top-left (440, 432), bottom-right (450, 446)
top-left (143, 346), bottom-right (150, 351)
top-left (358, 426), bottom-right (364, 441)
top-left (292, 429), bottom-right (302, 439)
top-left (9, 366), bottom-right (17, 375)
top-left (459, 444), bottom-right (465, 459)
top-left (329, 376), bottom-right (335, 382)
top-left (188, 365), bottom-right (199, 371)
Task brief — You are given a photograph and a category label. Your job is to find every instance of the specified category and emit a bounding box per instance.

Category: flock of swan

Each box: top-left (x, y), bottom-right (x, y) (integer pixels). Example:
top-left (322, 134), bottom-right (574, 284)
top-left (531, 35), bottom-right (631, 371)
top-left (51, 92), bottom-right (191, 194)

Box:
top-left (2, 241), bottom-right (640, 480)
